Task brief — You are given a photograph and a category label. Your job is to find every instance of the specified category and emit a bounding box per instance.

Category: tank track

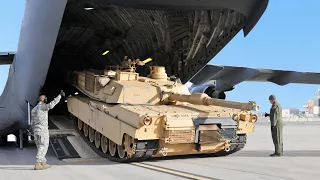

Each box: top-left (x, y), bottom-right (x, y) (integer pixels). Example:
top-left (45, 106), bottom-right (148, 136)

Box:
top-left (212, 134), bottom-right (247, 157)
top-left (71, 116), bottom-right (154, 163)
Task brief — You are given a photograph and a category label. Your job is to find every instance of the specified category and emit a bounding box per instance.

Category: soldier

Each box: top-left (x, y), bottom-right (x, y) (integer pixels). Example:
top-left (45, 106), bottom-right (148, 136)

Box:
top-left (31, 90), bottom-right (65, 170)
top-left (121, 56), bottom-right (132, 69)
top-left (265, 94), bottom-right (283, 157)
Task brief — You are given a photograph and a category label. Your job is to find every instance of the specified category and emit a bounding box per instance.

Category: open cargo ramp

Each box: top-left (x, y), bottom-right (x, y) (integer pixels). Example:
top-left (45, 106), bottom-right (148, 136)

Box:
top-left (49, 116), bottom-right (105, 162)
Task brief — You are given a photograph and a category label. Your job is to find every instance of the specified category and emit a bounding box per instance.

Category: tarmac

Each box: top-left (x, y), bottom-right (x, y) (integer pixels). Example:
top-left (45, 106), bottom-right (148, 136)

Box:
top-left (0, 121), bottom-right (319, 180)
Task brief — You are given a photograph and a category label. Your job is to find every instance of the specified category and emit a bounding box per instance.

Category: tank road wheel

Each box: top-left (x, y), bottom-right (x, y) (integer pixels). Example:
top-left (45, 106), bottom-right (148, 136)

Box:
top-left (109, 140), bottom-right (117, 157)
top-left (124, 134), bottom-right (135, 158)
top-left (78, 119), bottom-right (83, 131)
top-left (101, 136), bottom-right (109, 154)
top-left (95, 132), bottom-right (101, 149)
top-left (89, 127), bottom-right (95, 143)
top-left (83, 124), bottom-right (89, 137)
top-left (117, 144), bottom-right (126, 159)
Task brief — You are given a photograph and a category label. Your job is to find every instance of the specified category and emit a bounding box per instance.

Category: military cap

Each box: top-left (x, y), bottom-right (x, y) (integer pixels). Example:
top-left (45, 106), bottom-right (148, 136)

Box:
top-left (269, 94), bottom-right (276, 100)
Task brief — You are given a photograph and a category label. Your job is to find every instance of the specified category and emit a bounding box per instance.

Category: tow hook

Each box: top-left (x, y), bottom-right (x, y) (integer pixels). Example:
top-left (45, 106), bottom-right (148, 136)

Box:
top-left (224, 141), bottom-right (231, 152)
top-left (161, 147), bottom-right (168, 156)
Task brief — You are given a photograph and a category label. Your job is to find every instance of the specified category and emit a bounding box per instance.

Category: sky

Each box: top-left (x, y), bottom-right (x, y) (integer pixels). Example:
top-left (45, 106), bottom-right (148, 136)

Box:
top-left (0, 1), bottom-right (320, 112)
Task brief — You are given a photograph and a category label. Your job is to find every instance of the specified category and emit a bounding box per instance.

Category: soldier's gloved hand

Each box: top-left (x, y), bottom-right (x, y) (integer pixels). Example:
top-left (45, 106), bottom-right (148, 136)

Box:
top-left (264, 112), bottom-right (269, 117)
top-left (60, 90), bottom-right (65, 97)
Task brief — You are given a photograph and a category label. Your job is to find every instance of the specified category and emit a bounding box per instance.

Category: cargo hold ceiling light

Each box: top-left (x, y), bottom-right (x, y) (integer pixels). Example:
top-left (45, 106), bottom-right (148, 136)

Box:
top-left (102, 50), bottom-right (110, 56)
top-left (84, 7), bottom-right (94, 11)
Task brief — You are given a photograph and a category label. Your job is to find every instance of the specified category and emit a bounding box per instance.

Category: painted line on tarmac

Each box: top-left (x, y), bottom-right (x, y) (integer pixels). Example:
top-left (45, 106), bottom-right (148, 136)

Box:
top-left (132, 162), bottom-right (219, 180)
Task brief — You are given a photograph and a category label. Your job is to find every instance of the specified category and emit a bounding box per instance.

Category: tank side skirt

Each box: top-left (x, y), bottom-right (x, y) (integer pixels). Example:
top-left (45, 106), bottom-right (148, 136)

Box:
top-left (68, 96), bottom-right (139, 145)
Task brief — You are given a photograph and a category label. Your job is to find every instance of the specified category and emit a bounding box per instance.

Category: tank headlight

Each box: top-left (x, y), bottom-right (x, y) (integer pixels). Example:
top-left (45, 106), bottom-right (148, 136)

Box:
top-left (143, 116), bottom-right (152, 125)
top-left (251, 115), bottom-right (258, 123)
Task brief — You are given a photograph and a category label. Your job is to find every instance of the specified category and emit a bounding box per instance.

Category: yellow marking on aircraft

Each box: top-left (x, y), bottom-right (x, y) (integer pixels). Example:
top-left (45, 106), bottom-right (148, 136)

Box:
top-left (143, 58), bottom-right (152, 63)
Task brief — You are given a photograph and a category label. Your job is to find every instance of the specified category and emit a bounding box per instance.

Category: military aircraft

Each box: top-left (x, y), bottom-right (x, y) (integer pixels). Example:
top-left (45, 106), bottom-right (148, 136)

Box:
top-left (0, 0), bottom-right (271, 145)
top-left (0, 0), bottom-right (319, 148)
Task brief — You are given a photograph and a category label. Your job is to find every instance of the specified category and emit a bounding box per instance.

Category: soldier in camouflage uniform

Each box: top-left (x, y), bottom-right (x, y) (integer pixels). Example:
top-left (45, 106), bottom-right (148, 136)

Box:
top-left (265, 94), bottom-right (283, 157)
top-left (31, 90), bottom-right (65, 170)
top-left (121, 56), bottom-right (132, 69)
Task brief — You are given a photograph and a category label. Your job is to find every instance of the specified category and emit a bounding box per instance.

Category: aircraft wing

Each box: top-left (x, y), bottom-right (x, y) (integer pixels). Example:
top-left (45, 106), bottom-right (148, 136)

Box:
top-left (190, 64), bottom-right (320, 88)
top-left (0, 52), bottom-right (15, 65)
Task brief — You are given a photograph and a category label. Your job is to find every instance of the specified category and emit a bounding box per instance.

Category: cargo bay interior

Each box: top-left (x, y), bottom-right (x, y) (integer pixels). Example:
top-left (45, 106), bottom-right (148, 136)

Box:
top-left (40, 0), bottom-right (267, 114)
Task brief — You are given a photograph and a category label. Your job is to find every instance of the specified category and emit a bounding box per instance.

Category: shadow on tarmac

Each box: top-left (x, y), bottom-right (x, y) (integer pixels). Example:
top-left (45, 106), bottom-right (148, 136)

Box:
top-left (141, 149), bottom-right (320, 163)
top-left (0, 142), bottom-right (117, 168)
top-left (233, 150), bottom-right (320, 157)
top-left (1, 141), bottom-right (319, 168)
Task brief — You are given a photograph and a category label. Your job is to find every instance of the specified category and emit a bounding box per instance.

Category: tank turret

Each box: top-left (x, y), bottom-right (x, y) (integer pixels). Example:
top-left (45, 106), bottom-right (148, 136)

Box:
top-left (168, 93), bottom-right (260, 111)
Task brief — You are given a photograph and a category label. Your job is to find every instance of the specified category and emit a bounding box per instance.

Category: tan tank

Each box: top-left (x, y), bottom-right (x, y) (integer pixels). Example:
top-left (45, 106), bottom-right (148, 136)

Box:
top-left (67, 64), bottom-right (259, 162)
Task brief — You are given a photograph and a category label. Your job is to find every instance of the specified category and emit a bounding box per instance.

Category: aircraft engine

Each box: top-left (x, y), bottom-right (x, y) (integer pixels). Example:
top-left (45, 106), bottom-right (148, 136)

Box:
top-left (188, 84), bottom-right (226, 100)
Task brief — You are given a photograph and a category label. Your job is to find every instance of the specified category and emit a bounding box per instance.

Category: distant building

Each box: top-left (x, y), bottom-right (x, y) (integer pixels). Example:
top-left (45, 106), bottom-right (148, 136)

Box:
top-left (246, 88), bottom-right (320, 118)
top-left (304, 88), bottom-right (320, 118)
top-left (282, 108), bottom-right (299, 118)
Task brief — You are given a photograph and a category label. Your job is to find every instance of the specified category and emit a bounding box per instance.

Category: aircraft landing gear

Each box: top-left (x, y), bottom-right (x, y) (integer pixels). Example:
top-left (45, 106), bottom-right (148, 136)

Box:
top-left (14, 130), bottom-right (29, 149)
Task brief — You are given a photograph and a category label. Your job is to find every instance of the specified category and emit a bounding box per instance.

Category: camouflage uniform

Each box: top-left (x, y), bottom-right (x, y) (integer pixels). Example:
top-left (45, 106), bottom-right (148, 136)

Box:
top-left (266, 95), bottom-right (283, 156)
top-left (122, 60), bottom-right (131, 68)
top-left (31, 94), bottom-right (61, 163)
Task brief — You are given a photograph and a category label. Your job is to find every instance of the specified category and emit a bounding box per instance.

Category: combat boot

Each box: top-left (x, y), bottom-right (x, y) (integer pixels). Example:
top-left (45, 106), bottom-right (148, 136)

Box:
top-left (41, 162), bottom-right (52, 169)
top-left (34, 162), bottom-right (44, 170)
top-left (270, 153), bottom-right (281, 157)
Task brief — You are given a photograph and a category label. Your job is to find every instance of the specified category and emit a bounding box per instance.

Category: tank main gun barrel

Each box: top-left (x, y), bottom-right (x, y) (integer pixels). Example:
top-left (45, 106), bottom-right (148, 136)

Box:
top-left (169, 93), bottom-right (260, 111)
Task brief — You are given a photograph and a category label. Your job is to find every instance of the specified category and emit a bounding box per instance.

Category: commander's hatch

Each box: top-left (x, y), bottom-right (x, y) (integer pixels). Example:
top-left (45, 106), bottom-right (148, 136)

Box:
top-left (0, 52), bottom-right (15, 65)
